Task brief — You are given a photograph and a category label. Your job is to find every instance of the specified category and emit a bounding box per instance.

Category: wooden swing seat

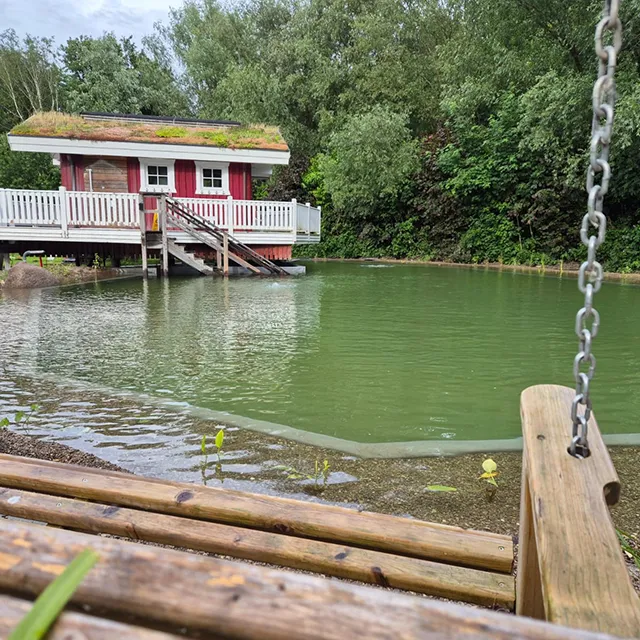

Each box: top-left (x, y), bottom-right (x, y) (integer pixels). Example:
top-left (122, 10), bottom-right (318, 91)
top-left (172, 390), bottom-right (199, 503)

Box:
top-left (0, 384), bottom-right (636, 638)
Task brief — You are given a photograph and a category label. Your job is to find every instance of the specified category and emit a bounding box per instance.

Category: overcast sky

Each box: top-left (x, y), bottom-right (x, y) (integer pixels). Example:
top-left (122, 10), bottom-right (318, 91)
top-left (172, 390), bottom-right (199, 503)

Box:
top-left (1, 0), bottom-right (177, 45)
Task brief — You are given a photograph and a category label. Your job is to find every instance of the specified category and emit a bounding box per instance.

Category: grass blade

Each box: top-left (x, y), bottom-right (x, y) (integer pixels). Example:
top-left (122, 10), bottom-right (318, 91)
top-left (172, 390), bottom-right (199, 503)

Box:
top-left (9, 548), bottom-right (99, 640)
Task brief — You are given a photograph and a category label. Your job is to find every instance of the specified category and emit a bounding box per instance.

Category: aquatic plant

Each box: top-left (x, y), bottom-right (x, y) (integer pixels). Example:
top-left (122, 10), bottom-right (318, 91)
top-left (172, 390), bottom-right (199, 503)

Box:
top-left (214, 428), bottom-right (225, 462)
top-left (9, 548), bottom-right (98, 640)
top-left (426, 485), bottom-right (457, 492)
top-left (200, 434), bottom-right (207, 455)
top-left (1, 404), bottom-right (39, 433)
top-left (479, 458), bottom-right (498, 487)
top-left (274, 459), bottom-right (330, 488)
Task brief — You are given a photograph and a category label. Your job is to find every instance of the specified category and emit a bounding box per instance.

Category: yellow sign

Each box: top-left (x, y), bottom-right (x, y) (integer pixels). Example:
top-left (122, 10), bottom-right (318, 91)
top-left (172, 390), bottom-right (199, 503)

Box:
top-left (151, 212), bottom-right (159, 232)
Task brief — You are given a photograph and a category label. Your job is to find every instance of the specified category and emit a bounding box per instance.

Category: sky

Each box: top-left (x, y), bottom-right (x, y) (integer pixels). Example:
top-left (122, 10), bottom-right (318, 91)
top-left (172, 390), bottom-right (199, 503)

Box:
top-left (1, 0), bottom-right (177, 45)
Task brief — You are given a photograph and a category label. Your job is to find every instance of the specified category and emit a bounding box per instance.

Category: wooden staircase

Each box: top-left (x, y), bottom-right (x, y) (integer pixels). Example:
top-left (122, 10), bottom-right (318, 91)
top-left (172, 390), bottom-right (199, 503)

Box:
top-left (164, 197), bottom-right (288, 276)
top-left (166, 239), bottom-right (214, 276)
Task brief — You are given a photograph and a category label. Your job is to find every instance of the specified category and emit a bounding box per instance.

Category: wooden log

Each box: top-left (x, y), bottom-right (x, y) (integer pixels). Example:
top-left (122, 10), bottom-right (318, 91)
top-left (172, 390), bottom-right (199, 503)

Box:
top-left (0, 520), bottom-right (621, 640)
top-left (519, 385), bottom-right (640, 637)
top-left (0, 594), bottom-right (184, 639)
top-left (0, 487), bottom-right (514, 608)
top-left (0, 454), bottom-right (513, 573)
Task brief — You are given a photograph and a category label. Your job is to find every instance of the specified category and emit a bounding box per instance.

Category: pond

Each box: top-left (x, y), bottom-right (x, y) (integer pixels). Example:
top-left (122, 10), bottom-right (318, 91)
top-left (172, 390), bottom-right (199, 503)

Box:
top-left (2, 261), bottom-right (640, 456)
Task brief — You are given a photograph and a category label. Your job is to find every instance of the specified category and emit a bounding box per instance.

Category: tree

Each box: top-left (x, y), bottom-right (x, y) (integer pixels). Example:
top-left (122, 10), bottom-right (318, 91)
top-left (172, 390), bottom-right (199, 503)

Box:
top-left (0, 133), bottom-right (59, 189)
top-left (61, 34), bottom-right (189, 116)
top-left (0, 30), bottom-right (60, 132)
top-left (320, 106), bottom-right (418, 218)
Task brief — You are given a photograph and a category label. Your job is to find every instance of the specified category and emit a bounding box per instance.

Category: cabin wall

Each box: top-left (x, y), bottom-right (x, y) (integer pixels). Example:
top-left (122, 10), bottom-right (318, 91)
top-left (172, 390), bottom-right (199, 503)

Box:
top-left (83, 157), bottom-right (128, 193)
top-left (64, 155), bottom-right (253, 201)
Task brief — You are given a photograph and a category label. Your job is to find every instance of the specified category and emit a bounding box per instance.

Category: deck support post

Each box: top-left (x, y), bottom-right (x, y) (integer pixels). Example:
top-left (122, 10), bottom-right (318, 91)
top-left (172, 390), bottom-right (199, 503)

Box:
top-left (216, 248), bottom-right (222, 271)
top-left (291, 198), bottom-right (297, 244)
top-left (138, 195), bottom-right (148, 280)
top-left (58, 186), bottom-right (69, 237)
top-left (223, 232), bottom-right (229, 276)
top-left (160, 195), bottom-right (169, 278)
top-left (227, 195), bottom-right (234, 236)
top-left (0, 245), bottom-right (10, 271)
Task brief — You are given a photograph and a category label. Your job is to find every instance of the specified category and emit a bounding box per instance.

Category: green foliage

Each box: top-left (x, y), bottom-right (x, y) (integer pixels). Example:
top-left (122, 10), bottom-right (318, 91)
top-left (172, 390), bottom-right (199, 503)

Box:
top-left (200, 434), bottom-right (207, 455)
top-left (61, 34), bottom-right (189, 116)
top-left (320, 106), bottom-right (419, 218)
top-left (156, 126), bottom-right (188, 138)
top-left (479, 458), bottom-right (498, 488)
top-left (426, 485), bottom-right (457, 492)
top-left (3, 403), bottom-right (40, 433)
top-left (460, 214), bottom-right (520, 264)
top-left (214, 428), bottom-right (225, 461)
top-left (9, 548), bottom-right (98, 640)
top-left (617, 529), bottom-right (640, 570)
top-left (0, 134), bottom-right (60, 189)
top-left (0, 30), bottom-right (60, 132)
top-left (274, 459), bottom-right (331, 488)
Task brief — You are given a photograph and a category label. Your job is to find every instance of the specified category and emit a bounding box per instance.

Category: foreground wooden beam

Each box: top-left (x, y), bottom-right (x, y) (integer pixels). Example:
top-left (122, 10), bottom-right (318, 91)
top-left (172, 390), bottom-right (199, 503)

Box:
top-left (0, 487), bottom-right (514, 608)
top-left (0, 454), bottom-right (513, 573)
top-left (0, 594), bottom-right (184, 639)
top-left (0, 520), bottom-right (622, 640)
top-left (519, 385), bottom-right (640, 637)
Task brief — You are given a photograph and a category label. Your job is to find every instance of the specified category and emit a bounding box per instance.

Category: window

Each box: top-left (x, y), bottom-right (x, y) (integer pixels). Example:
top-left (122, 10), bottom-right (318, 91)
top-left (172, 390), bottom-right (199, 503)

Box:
top-left (147, 165), bottom-right (168, 186)
top-left (202, 167), bottom-right (223, 189)
top-left (139, 159), bottom-right (175, 193)
top-left (196, 161), bottom-right (229, 195)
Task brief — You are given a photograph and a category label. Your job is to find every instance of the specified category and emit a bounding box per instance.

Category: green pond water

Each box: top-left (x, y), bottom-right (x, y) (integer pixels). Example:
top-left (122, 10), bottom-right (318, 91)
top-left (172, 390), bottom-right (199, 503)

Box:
top-left (2, 261), bottom-right (640, 455)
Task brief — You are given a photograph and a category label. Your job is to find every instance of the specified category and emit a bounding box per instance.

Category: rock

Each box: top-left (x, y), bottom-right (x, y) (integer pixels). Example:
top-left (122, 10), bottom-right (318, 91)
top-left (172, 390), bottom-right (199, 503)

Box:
top-left (3, 262), bottom-right (61, 289)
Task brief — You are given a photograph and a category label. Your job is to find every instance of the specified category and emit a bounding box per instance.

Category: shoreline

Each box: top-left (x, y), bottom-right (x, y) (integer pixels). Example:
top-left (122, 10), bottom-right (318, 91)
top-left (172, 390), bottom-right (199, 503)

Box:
top-left (302, 256), bottom-right (640, 284)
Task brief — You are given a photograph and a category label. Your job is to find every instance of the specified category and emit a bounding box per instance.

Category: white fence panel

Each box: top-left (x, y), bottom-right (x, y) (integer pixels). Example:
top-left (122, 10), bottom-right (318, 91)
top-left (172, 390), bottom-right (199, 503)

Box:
top-left (175, 197), bottom-right (227, 227)
top-left (234, 200), bottom-right (293, 231)
top-left (67, 191), bottom-right (138, 227)
top-left (0, 189), bottom-right (61, 226)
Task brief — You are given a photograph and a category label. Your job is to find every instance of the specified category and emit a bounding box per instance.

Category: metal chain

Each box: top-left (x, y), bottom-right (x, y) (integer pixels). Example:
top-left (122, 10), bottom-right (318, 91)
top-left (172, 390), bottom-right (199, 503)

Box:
top-left (570, 0), bottom-right (622, 458)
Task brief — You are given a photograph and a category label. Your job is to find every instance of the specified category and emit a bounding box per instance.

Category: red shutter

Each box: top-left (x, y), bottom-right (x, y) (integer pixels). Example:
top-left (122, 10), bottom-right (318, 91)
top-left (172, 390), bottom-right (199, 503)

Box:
top-left (127, 158), bottom-right (140, 193)
top-left (60, 155), bottom-right (73, 190)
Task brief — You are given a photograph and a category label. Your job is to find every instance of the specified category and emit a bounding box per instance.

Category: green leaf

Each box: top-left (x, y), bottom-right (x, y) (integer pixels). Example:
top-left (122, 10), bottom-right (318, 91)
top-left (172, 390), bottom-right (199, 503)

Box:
top-left (30, 404), bottom-right (40, 412)
top-left (0, 417), bottom-right (10, 428)
top-left (482, 458), bottom-right (497, 474)
top-left (9, 548), bottom-right (99, 640)
top-left (214, 429), bottom-right (224, 451)
top-left (485, 477), bottom-right (498, 487)
top-left (200, 434), bottom-right (206, 455)
top-left (14, 411), bottom-right (25, 423)
top-left (426, 485), bottom-right (457, 492)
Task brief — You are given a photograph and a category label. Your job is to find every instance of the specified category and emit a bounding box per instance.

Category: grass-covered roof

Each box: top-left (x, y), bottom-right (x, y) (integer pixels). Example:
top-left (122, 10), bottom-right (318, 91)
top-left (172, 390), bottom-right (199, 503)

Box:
top-left (10, 112), bottom-right (288, 152)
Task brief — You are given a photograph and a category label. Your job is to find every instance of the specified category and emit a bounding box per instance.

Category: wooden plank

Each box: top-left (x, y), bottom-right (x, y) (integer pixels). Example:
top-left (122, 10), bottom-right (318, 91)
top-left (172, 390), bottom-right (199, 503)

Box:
top-left (520, 384), bottom-right (640, 637)
top-left (0, 487), bottom-right (514, 608)
top-left (0, 594), bottom-right (184, 639)
top-left (515, 459), bottom-right (544, 619)
top-left (0, 520), bottom-right (621, 640)
top-left (0, 454), bottom-right (513, 573)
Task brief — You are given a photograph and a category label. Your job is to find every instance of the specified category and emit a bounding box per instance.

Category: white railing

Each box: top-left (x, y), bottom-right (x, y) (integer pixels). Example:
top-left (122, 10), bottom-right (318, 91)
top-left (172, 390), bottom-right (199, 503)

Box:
top-left (174, 197), bottom-right (228, 228)
top-left (0, 189), bottom-right (62, 226)
top-left (296, 201), bottom-right (322, 237)
top-left (67, 191), bottom-right (138, 227)
top-left (0, 187), bottom-right (138, 230)
top-left (0, 188), bottom-right (321, 239)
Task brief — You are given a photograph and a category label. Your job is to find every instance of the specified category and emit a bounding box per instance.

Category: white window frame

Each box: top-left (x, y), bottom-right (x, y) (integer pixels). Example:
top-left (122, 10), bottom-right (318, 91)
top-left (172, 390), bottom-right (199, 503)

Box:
top-left (195, 161), bottom-right (230, 196)
top-left (139, 158), bottom-right (175, 193)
